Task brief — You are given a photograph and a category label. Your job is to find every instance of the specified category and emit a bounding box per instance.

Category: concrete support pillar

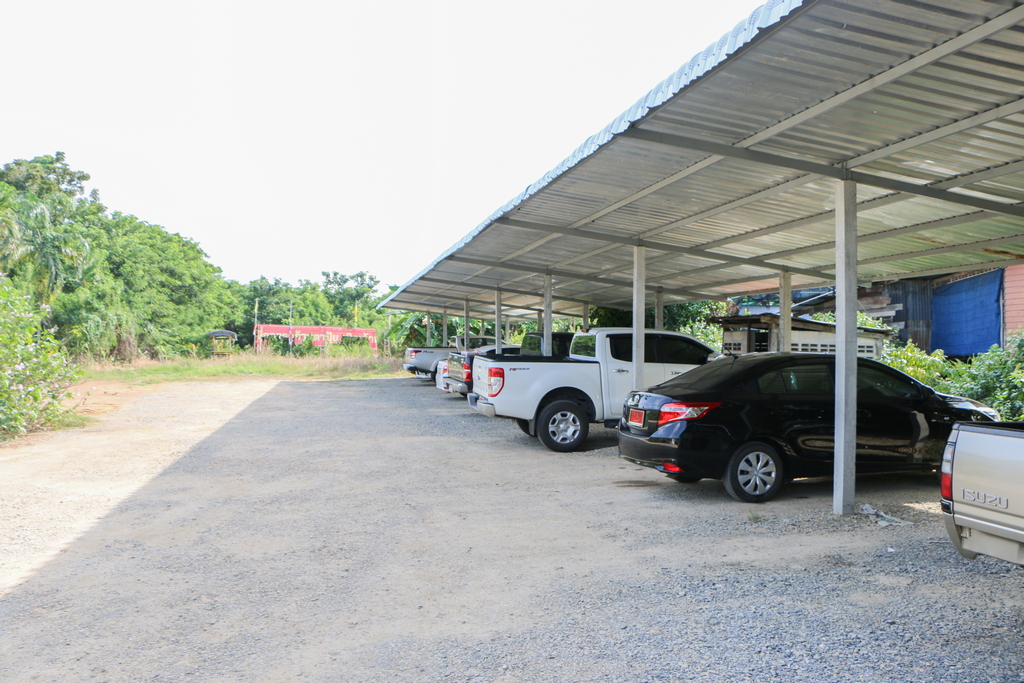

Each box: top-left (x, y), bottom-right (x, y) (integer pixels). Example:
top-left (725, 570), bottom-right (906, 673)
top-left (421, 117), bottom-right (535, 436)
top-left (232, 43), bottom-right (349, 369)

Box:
top-left (425, 312), bottom-right (432, 347)
top-left (581, 303), bottom-right (590, 330)
top-left (537, 311), bottom-right (543, 329)
top-left (632, 246), bottom-right (646, 391)
top-left (779, 272), bottom-right (792, 353)
top-left (463, 300), bottom-right (470, 352)
top-left (494, 290), bottom-right (502, 353)
top-left (442, 308), bottom-right (449, 347)
top-left (505, 316), bottom-right (510, 342)
top-left (543, 274), bottom-right (553, 357)
top-left (655, 287), bottom-right (664, 330)
top-left (834, 180), bottom-right (858, 515)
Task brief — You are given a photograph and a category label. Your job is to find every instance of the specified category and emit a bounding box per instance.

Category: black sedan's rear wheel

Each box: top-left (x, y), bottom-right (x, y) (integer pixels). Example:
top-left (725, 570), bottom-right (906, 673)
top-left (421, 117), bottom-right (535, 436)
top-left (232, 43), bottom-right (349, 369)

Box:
top-left (723, 442), bottom-right (784, 503)
top-left (537, 400), bottom-right (589, 452)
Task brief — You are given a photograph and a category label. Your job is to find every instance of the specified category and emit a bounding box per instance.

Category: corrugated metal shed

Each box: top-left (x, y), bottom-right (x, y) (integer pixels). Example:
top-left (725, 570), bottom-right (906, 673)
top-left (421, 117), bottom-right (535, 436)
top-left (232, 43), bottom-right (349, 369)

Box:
top-left (379, 0), bottom-right (1024, 321)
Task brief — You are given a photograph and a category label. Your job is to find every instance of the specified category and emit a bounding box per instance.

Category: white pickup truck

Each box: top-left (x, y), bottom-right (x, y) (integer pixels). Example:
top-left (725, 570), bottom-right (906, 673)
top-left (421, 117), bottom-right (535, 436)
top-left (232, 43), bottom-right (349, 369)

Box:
top-left (402, 336), bottom-right (500, 381)
top-left (942, 421), bottom-right (1024, 566)
top-left (468, 328), bottom-right (718, 452)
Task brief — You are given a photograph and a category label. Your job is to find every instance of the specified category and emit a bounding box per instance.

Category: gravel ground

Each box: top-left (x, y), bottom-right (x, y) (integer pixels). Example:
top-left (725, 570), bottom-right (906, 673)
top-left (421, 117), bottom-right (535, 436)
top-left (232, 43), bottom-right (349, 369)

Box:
top-left (1, 377), bottom-right (1023, 682)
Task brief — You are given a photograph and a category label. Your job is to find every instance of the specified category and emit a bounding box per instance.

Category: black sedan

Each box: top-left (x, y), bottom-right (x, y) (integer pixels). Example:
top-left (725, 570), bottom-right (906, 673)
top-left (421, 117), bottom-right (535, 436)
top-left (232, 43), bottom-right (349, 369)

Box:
top-left (618, 353), bottom-right (999, 503)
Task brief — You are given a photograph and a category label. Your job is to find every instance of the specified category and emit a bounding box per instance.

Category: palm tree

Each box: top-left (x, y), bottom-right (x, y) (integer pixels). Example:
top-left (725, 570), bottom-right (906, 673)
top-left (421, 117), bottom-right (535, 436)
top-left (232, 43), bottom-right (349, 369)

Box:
top-left (0, 196), bottom-right (89, 303)
top-left (0, 184), bottom-right (17, 265)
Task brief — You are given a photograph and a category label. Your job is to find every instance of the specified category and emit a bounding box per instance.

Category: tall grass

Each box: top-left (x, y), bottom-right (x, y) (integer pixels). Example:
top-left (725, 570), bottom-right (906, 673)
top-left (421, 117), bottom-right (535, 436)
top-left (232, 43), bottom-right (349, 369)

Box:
top-left (83, 351), bottom-right (405, 384)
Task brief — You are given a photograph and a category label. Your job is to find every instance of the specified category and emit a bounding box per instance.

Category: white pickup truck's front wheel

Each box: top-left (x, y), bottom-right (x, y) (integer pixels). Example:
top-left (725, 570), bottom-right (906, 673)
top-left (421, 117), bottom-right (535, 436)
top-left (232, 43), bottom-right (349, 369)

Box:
top-left (537, 401), bottom-right (589, 452)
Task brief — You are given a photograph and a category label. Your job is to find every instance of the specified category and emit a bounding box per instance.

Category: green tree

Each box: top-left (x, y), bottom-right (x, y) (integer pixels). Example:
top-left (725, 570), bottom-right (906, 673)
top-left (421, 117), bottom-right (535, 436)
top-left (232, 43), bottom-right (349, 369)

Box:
top-left (0, 183), bottom-right (16, 240)
top-left (322, 271), bottom-right (384, 326)
top-left (0, 152), bottom-right (90, 202)
top-left (382, 309), bottom-right (469, 350)
top-left (62, 210), bottom-right (237, 357)
top-left (0, 197), bottom-right (90, 302)
top-left (0, 154), bottom-right (94, 304)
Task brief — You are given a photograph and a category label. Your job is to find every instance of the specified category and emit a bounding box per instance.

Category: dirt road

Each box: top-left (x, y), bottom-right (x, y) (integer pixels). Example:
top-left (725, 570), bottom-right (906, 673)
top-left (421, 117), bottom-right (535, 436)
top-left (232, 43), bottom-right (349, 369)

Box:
top-left (1, 378), bottom-right (1022, 682)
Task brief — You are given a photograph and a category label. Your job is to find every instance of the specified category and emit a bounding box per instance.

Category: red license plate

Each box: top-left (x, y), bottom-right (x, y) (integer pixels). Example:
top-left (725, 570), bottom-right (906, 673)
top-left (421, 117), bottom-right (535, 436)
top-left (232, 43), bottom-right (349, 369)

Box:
top-left (628, 408), bottom-right (645, 428)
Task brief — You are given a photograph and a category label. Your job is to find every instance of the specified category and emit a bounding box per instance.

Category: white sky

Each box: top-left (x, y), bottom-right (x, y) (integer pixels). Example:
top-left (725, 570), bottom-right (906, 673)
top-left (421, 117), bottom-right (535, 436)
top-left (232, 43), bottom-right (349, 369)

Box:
top-left (4, 0), bottom-right (769, 289)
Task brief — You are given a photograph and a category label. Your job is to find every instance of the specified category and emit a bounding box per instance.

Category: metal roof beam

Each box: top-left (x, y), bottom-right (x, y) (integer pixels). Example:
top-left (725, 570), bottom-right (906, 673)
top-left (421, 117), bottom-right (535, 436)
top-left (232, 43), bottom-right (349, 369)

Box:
top-left (499, 186), bottom-right (1019, 294)
top-left (390, 289), bottom-right (580, 319)
top-left (688, 270), bottom-right (833, 291)
top-left (848, 96), bottom-right (1024, 168)
top-left (864, 259), bottom-right (1023, 281)
top-left (416, 276), bottom-right (596, 308)
top-left (493, 218), bottom-right (832, 280)
top-left (686, 254), bottom-right (1024, 299)
top-left (763, 211), bottom-right (994, 261)
top-left (856, 233), bottom-right (1024, 267)
top-left (695, 155), bottom-right (1024, 254)
top-left (445, 255), bottom-right (728, 302)
top-left (621, 127), bottom-right (1024, 219)
top-left (634, 175), bottom-right (824, 240)
top-left (692, 117), bottom-right (1024, 251)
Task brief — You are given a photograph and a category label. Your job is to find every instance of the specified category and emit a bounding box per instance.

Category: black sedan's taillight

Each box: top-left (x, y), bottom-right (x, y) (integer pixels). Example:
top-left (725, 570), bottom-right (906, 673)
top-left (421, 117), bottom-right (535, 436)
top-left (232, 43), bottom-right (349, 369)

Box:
top-left (657, 402), bottom-right (720, 427)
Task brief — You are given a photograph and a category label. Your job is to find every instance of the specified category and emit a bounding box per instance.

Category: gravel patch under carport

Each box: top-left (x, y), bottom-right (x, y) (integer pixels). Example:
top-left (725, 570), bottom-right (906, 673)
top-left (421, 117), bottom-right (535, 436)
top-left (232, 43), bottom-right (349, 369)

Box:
top-left (1, 377), bottom-right (1022, 682)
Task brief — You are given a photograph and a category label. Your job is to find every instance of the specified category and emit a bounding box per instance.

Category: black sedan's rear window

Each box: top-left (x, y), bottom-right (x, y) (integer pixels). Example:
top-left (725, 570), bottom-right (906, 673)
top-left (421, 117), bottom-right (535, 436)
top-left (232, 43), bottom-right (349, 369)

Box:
top-left (654, 358), bottom-right (747, 391)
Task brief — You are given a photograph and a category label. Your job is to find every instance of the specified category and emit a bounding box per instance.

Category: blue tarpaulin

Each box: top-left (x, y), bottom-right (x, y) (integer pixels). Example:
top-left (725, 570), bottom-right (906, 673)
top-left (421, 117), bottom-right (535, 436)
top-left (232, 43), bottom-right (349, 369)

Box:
top-left (931, 270), bottom-right (1003, 356)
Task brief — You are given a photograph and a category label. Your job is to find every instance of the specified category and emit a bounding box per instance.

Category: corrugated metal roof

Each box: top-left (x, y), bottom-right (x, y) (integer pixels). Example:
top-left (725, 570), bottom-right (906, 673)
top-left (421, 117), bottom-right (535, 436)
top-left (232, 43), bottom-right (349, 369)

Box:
top-left (380, 0), bottom-right (1024, 321)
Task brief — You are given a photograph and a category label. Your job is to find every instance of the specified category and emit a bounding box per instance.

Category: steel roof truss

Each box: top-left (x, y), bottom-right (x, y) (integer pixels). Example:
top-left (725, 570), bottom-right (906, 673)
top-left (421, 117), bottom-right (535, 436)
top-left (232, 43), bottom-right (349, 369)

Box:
top-left (492, 218), bottom-right (831, 280)
top-left (393, 288), bottom-right (578, 319)
top-left (622, 127), bottom-right (1024, 219)
top-left (445, 255), bottom-right (726, 302)
top-left (417, 276), bottom-right (595, 308)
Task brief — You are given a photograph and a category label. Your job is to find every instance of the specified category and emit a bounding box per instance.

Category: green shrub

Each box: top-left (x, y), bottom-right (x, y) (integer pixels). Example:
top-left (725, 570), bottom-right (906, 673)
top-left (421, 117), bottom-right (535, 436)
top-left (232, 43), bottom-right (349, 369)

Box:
top-left (679, 319), bottom-right (724, 351)
top-left (880, 339), bottom-right (951, 388)
top-left (0, 277), bottom-right (81, 437)
top-left (880, 334), bottom-right (1024, 420)
top-left (936, 335), bottom-right (1024, 420)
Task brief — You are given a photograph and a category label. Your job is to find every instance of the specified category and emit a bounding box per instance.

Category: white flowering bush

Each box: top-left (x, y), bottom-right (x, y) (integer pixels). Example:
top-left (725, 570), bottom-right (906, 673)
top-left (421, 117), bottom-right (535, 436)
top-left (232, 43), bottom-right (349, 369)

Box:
top-left (1, 277), bottom-right (80, 437)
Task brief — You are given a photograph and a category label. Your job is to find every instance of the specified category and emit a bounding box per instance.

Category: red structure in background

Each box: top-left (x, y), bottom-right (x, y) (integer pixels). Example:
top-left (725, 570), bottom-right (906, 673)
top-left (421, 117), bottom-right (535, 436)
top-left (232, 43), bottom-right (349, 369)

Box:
top-left (254, 325), bottom-right (378, 357)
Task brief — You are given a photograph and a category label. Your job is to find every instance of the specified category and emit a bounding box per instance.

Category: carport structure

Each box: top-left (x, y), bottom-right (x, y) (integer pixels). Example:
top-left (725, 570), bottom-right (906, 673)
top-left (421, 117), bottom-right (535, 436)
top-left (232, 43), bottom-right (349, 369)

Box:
top-left (380, 0), bottom-right (1024, 513)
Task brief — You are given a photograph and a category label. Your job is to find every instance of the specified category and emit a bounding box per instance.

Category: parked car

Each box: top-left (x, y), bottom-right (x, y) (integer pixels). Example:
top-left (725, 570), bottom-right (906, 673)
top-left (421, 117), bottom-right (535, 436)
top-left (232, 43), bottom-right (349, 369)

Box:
top-left (403, 336), bottom-right (502, 381)
top-left (469, 328), bottom-right (718, 452)
top-left (446, 331), bottom-right (574, 396)
top-left (618, 352), bottom-right (999, 502)
top-left (444, 343), bottom-right (522, 396)
top-left (942, 421), bottom-right (1024, 566)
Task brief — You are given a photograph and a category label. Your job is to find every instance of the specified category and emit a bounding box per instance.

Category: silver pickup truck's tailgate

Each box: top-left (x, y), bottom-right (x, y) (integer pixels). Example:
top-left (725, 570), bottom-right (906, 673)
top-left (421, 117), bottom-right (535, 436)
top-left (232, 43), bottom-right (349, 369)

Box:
top-left (945, 422), bottom-right (1024, 564)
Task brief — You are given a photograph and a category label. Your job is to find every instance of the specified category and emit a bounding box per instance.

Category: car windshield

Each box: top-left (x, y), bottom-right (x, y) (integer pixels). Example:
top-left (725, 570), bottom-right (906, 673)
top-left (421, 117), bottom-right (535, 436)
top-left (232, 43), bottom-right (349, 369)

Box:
top-left (653, 357), bottom-right (746, 391)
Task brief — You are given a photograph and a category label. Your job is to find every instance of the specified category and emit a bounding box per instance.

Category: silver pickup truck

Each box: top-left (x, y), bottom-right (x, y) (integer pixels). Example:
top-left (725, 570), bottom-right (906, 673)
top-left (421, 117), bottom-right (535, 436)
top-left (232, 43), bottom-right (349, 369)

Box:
top-left (942, 421), bottom-right (1024, 566)
top-left (402, 336), bottom-right (499, 381)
